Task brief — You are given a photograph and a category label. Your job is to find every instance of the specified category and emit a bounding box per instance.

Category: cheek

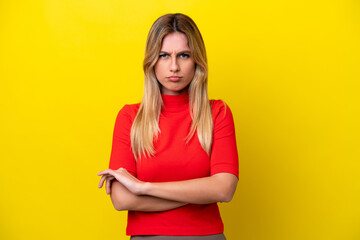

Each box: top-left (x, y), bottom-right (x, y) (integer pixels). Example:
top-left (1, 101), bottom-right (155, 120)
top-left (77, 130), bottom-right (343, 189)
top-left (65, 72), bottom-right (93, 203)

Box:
top-left (155, 61), bottom-right (167, 73)
top-left (185, 62), bottom-right (195, 77)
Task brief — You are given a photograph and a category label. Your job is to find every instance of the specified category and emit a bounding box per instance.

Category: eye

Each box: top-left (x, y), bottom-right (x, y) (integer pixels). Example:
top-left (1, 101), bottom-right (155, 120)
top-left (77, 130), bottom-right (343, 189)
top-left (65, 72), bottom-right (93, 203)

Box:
top-left (159, 54), bottom-right (168, 58)
top-left (179, 53), bottom-right (190, 59)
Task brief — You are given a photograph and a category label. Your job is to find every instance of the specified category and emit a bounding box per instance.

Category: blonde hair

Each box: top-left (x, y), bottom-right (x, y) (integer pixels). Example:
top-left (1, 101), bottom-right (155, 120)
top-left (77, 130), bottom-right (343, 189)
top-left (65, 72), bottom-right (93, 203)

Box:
top-left (130, 13), bottom-right (213, 160)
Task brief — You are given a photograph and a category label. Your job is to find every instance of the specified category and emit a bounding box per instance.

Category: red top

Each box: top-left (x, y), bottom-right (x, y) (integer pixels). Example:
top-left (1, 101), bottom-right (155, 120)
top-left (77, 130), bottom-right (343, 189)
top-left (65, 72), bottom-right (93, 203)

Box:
top-left (109, 92), bottom-right (239, 236)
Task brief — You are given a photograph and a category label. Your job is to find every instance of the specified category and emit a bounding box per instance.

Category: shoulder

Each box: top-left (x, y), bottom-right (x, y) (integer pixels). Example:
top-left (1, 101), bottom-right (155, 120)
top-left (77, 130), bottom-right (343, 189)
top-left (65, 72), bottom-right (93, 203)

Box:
top-left (118, 103), bottom-right (140, 116)
top-left (115, 103), bottom-right (141, 124)
top-left (210, 99), bottom-right (233, 122)
top-left (209, 99), bottom-right (236, 136)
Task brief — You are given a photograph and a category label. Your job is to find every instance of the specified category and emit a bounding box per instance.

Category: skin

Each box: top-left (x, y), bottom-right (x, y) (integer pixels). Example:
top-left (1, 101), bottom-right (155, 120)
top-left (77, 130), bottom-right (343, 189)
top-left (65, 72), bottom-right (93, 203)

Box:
top-left (97, 32), bottom-right (238, 211)
top-left (104, 175), bottom-right (187, 212)
top-left (154, 32), bottom-right (195, 95)
top-left (97, 168), bottom-right (238, 206)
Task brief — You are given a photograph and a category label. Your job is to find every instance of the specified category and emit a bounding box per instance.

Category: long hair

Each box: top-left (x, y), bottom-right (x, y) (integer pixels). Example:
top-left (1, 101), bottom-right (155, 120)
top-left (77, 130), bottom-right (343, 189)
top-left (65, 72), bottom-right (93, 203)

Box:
top-left (130, 13), bottom-right (213, 160)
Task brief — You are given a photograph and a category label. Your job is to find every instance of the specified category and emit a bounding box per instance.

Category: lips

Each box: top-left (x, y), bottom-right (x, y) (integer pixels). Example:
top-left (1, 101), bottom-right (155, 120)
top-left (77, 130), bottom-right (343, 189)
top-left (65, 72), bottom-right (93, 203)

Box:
top-left (168, 76), bottom-right (182, 82)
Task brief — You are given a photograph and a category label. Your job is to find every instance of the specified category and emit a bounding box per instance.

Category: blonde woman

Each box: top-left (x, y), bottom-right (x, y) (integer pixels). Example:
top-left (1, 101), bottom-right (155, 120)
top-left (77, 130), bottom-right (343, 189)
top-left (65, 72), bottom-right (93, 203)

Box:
top-left (97, 13), bottom-right (239, 240)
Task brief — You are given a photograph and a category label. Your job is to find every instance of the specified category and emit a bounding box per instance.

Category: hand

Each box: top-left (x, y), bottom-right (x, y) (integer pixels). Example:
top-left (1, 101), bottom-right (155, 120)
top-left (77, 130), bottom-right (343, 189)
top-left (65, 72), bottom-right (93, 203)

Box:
top-left (97, 168), bottom-right (145, 195)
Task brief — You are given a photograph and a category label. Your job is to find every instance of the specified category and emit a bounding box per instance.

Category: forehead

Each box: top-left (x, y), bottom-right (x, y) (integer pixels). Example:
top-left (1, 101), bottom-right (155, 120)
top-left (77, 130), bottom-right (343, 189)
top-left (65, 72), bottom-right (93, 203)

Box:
top-left (160, 32), bottom-right (190, 52)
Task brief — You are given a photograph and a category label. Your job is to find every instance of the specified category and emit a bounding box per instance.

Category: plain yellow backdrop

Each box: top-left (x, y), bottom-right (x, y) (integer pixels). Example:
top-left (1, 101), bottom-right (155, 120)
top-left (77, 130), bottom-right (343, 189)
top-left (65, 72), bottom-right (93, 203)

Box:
top-left (1, 0), bottom-right (359, 239)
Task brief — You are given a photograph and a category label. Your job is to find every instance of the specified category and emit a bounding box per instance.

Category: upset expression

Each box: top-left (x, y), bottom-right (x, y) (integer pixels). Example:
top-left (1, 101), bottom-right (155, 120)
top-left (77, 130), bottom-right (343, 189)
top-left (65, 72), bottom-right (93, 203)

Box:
top-left (154, 32), bottom-right (196, 95)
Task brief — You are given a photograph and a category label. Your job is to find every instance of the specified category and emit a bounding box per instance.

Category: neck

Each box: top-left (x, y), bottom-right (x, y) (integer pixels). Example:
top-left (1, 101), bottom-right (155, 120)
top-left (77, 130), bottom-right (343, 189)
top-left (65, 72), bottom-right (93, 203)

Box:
top-left (161, 92), bottom-right (190, 113)
top-left (160, 86), bottom-right (189, 95)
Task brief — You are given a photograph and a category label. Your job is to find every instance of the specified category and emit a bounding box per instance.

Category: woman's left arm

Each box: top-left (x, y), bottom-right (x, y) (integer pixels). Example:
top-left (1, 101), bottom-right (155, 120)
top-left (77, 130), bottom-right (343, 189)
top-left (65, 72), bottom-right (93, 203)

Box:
top-left (98, 168), bottom-right (238, 204)
top-left (142, 172), bottom-right (238, 204)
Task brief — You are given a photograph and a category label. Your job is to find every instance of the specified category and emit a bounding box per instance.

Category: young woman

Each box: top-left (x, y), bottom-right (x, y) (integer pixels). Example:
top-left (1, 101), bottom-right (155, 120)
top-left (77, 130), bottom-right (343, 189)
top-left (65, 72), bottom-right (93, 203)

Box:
top-left (97, 13), bottom-right (239, 240)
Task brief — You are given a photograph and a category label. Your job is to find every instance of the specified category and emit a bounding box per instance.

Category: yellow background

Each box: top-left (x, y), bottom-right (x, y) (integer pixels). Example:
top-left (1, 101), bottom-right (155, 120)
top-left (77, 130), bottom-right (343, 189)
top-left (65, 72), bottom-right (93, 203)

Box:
top-left (1, 0), bottom-right (359, 239)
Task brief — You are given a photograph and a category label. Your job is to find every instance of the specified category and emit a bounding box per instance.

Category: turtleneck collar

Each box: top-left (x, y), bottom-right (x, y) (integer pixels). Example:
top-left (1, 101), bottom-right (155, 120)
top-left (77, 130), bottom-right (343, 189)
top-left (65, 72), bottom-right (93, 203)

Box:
top-left (161, 92), bottom-right (190, 113)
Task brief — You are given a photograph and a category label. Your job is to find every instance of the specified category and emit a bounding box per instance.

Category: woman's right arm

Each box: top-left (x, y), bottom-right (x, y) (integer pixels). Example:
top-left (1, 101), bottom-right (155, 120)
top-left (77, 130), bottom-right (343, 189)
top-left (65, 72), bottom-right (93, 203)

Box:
top-left (110, 181), bottom-right (187, 212)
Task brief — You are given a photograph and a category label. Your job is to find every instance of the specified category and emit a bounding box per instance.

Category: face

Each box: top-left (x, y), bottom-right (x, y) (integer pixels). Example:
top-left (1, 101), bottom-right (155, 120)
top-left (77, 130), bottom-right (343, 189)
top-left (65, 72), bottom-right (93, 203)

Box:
top-left (154, 32), bottom-right (195, 95)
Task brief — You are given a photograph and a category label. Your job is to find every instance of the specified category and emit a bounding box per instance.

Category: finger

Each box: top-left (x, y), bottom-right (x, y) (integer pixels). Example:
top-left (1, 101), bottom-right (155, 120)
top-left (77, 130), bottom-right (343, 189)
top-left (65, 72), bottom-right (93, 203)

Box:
top-left (106, 176), bottom-right (115, 194)
top-left (106, 178), bottom-right (110, 194)
top-left (98, 169), bottom-right (115, 176)
top-left (98, 171), bottom-right (115, 188)
top-left (98, 175), bottom-right (109, 188)
top-left (98, 175), bottom-right (105, 188)
top-left (97, 169), bottom-right (110, 176)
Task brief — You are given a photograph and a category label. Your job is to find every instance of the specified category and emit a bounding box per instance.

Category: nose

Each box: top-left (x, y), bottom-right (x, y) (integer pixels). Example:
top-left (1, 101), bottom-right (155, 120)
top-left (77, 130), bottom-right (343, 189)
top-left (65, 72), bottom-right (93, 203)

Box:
top-left (170, 56), bottom-right (180, 72)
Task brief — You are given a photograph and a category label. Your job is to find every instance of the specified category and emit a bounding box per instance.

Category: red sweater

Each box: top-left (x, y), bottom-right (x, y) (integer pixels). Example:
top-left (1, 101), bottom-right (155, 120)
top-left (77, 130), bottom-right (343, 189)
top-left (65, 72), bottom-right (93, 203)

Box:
top-left (109, 92), bottom-right (239, 236)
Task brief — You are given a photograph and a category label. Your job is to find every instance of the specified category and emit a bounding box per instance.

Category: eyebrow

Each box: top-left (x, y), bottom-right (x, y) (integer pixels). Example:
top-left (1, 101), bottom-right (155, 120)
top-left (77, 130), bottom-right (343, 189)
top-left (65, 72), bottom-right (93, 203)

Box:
top-left (159, 50), bottom-right (191, 55)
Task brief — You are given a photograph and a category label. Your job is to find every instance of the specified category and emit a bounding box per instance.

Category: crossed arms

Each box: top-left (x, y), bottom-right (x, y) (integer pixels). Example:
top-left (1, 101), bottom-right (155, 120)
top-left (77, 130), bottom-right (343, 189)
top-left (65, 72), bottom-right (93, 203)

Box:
top-left (97, 168), bottom-right (238, 212)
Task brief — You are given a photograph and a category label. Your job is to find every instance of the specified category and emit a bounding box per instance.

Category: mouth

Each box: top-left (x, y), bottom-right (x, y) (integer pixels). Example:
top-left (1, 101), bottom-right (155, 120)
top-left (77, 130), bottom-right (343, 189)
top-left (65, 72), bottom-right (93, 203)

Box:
top-left (168, 76), bottom-right (182, 82)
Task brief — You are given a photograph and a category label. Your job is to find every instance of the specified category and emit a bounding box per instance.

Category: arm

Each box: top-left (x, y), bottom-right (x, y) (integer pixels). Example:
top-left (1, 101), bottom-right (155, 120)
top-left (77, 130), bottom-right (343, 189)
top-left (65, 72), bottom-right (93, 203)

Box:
top-left (141, 172), bottom-right (238, 204)
top-left (99, 168), bottom-right (238, 205)
top-left (110, 181), bottom-right (187, 212)
top-left (98, 165), bottom-right (188, 212)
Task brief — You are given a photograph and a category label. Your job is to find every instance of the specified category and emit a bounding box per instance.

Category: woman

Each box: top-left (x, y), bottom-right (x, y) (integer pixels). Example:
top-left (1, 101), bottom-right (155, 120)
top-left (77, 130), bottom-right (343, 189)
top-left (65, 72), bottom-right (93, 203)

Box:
top-left (97, 13), bottom-right (239, 240)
